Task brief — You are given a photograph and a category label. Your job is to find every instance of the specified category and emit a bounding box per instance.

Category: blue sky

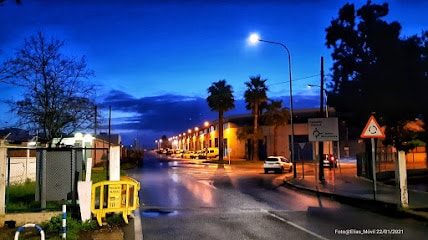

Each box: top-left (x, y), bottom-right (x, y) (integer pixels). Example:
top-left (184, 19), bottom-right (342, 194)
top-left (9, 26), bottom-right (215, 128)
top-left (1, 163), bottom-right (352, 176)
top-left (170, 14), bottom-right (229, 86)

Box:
top-left (0, 0), bottom-right (427, 147)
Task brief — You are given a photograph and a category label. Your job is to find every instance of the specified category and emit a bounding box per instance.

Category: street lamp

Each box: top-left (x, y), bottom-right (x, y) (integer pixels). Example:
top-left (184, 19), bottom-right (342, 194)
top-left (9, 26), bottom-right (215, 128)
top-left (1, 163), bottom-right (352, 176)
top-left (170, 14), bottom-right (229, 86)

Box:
top-left (249, 33), bottom-right (296, 178)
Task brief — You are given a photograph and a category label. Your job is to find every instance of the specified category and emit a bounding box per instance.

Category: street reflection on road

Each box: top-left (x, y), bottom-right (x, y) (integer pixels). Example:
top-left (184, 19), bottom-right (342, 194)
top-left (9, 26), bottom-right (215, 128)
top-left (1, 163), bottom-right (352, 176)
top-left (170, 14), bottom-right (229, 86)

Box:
top-left (169, 168), bottom-right (215, 207)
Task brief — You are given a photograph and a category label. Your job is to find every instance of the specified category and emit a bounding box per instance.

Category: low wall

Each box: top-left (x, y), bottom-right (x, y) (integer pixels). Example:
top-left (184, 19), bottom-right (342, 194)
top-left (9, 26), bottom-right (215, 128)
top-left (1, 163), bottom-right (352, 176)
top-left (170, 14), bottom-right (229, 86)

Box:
top-left (1, 211), bottom-right (61, 227)
top-left (377, 169), bottom-right (428, 184)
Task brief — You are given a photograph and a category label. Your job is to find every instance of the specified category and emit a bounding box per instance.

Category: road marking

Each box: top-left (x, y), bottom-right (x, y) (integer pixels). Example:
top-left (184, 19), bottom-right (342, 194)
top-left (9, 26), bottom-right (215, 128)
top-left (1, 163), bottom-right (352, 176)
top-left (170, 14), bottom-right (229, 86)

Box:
top-left (266, 211), bottom-right (329, 240)
top-left (133, 210), bottom-right (143, 240)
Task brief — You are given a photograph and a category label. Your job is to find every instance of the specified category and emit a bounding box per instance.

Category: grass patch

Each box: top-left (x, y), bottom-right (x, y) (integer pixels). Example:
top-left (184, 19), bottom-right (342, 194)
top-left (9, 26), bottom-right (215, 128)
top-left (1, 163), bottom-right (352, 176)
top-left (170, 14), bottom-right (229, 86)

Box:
top-left (0, 213), bottom-right (113, 240)
top-left (5, 163), bottom-right (134, 238)
top-left (7, 181), bottom-right (35, 202)
top-left (7, 181), bottom-right (36, 212)
top-left (90, 167), bottom-right (128, 183)
top-left (7, 165), bottom-right (128, 213)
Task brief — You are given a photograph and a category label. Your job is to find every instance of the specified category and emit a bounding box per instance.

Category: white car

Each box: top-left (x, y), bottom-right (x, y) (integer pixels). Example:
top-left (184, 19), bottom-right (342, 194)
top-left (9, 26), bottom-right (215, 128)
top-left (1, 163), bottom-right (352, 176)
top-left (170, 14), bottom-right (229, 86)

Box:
top-left (263, 156), bottom-right (293, 174)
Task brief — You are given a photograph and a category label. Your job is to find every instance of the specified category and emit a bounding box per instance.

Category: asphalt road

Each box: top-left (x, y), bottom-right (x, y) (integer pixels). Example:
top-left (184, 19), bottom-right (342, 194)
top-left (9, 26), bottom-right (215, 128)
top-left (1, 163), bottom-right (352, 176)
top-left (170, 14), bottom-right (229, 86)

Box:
top-left (125, 152), bottom-right (428, 240)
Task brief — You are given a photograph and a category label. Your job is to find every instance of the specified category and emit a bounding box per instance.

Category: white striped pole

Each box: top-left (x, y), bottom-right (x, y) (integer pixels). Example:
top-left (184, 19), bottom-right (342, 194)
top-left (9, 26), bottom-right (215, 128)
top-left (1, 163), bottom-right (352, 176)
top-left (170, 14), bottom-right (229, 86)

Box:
top-left (62, 204), bottom-right (67, 239)
top-left (14, 223), bottom-right (45, 240)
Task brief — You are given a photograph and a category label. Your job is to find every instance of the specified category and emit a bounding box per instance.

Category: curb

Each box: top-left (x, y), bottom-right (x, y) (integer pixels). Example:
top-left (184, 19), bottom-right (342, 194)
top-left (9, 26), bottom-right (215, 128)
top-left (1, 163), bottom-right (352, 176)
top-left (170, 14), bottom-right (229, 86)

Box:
top-left (283, 180), bottom-right (428, 222)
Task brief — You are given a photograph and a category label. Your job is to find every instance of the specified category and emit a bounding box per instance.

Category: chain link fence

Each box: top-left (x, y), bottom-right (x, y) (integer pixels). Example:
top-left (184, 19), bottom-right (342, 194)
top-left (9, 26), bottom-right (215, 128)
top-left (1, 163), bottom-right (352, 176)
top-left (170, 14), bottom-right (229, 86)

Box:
top-left (357, 146), bottom-right (427, 179)
top-left (6, 147), bottom-right (108, 213)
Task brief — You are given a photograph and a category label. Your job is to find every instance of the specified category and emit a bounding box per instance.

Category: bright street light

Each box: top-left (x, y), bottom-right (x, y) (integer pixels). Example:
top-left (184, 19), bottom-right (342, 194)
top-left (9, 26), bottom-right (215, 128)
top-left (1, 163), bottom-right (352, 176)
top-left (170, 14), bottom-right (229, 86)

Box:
top-left (249, 33), bottom-right (260, 44)
top-left (248, 33), bottom-right (296, 178)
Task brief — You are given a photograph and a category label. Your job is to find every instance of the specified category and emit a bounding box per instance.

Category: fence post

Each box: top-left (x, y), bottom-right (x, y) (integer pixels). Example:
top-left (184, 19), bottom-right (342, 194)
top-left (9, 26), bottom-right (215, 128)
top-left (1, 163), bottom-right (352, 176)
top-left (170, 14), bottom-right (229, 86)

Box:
top-left (0, 140), bottom-right (7, 227)
top-left (62, 204), bottom-right (67, 239)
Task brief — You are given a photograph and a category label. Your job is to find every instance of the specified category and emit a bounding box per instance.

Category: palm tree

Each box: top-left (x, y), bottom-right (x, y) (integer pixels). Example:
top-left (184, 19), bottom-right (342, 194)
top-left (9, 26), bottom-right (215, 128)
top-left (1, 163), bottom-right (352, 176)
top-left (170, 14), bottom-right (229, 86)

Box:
top-left (244, 75), bottom-right (268, 161)
top-left (263, 99), bottom-right (290, 155)
top-left (206, 80), bottom-right (235, 163)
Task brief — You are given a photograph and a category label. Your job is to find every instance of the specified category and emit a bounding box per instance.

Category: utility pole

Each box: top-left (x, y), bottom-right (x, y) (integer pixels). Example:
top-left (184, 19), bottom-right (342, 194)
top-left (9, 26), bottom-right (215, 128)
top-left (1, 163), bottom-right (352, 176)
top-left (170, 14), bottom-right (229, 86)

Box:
top-left (319, 56), bottom-right (325, 183)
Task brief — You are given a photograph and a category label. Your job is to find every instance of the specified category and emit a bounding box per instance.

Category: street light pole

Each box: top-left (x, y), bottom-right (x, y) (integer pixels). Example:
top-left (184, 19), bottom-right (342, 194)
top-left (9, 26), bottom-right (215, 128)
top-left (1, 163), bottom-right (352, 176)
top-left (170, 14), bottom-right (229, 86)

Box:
top-left (319, 57), bottom-right (325, 182)
top-left (249, 34), bottom-right (296, 178)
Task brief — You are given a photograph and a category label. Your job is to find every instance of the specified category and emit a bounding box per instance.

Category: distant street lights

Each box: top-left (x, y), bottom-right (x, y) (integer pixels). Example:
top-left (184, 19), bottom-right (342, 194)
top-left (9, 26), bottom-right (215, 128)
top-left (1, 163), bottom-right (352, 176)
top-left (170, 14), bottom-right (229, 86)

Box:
top-left (249, 33), bottom-right (296, 178)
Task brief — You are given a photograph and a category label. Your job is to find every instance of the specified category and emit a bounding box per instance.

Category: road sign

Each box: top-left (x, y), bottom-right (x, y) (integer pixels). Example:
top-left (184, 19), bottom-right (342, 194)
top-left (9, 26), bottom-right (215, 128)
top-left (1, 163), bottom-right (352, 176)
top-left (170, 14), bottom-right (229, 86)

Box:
top-left (298, 143), bottom-right (306, 149)
top-left (360, 116), bottom-right (385, 138)
top-left (308, 118), bottom-right (339, 142)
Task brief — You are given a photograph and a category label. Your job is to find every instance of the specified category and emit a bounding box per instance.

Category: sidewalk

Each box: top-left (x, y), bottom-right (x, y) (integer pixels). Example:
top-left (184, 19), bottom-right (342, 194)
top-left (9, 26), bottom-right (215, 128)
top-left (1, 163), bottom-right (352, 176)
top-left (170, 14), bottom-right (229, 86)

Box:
top-left (283, 165), bottom-right (428, 222)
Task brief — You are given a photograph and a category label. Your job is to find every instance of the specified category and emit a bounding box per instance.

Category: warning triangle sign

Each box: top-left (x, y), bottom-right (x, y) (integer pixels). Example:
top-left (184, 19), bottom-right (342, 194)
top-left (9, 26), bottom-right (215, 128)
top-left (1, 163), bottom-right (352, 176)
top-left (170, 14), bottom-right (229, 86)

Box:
top-left (360, 116), bottom-right (385, 138)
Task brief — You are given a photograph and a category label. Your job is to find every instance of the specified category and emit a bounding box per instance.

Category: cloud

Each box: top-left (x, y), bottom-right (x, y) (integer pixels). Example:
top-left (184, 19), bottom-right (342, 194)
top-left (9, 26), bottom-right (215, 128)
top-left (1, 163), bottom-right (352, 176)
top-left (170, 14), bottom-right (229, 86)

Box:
top-left (97, 90), bottom-right (221, 144)
top-left (96, 89), bottom-right (319, 146)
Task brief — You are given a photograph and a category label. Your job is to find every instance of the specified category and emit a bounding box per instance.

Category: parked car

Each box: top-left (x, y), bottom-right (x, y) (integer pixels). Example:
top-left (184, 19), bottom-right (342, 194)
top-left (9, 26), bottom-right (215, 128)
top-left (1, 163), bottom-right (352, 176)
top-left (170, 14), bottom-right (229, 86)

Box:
top-left (323, 154), bottom-right (338, 169)
top-left (204, 147), bottom-right (219, 159)
top-left (182, 151), bottom-right (195, 159)
top-left (263, 156), bottom-right (293, 174)
top-left (196, 150), bottom-right (206, 159)
top-left (171, 149), bottom-right (183, 157)
top-left (156, 148), bottom-right (163, 154)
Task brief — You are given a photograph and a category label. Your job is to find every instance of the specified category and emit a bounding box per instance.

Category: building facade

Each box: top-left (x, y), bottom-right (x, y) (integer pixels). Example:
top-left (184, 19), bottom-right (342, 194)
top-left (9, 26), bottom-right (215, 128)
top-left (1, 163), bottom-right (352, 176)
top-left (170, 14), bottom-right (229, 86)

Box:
top-left (175, 109), bottom-right (346, 160)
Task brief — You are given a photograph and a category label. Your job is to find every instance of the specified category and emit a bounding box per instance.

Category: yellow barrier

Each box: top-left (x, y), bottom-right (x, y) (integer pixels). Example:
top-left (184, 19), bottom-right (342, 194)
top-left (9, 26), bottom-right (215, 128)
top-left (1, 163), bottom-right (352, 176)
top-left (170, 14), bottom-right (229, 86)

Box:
top-left (91, 177), bottom-right (140, 226)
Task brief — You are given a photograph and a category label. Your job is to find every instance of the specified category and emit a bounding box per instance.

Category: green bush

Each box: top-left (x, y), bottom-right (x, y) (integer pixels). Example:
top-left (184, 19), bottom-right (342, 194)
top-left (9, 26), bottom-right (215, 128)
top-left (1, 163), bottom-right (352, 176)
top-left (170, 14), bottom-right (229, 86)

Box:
top-left (106, 213), bottom-right (127, 226)
top-left (40, 214), bottom-right (99, 240)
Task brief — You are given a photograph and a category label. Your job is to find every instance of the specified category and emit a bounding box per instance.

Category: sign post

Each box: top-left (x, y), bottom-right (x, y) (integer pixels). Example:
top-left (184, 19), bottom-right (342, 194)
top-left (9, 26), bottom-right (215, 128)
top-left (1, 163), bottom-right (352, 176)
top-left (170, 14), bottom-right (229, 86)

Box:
top-left (308, 118), bottom-right (339, 142)
top-left (227, 148), bottom-right (231, 165)
top-left (308, 118), bottom-right (339, 184)
top-left (298, 143), bottom-right (306, 178)
top-left (360, 115), bottom-right (385, 201)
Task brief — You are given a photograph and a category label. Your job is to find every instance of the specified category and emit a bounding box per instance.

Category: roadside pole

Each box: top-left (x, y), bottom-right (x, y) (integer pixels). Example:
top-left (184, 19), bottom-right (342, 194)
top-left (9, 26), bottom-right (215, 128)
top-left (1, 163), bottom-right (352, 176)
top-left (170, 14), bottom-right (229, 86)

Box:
top-left (360, 115), bottom-right (385, 201)
top-left (396, 151), bottom-right (409, 208)
top-left (228, 148), bottom-right (231, 165)
top-left (308, 117), bottom-right (339, 184)
top-left (298, 143), bottom-right (305, 179)
top-left (0, 140), bottom-right (6, 227)
top-left (371, 138), bottom-right (377, 200)
top-left (314, 142), bottom-right (318, 189)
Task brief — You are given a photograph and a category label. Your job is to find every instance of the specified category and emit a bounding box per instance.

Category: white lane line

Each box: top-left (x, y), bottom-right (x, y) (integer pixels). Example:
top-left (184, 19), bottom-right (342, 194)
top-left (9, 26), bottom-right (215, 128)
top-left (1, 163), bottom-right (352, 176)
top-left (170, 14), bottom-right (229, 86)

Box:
top-left (133, 210), bottom-right (143, 240)
top-left (267, 211), bottom-right (330, 240)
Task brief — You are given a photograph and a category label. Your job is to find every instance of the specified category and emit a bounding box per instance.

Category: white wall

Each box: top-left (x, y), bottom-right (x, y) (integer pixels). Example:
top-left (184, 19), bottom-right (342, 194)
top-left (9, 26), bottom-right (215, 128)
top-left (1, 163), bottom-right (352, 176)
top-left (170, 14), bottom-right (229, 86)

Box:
top-left (7, 157), bottom-right (36, 184)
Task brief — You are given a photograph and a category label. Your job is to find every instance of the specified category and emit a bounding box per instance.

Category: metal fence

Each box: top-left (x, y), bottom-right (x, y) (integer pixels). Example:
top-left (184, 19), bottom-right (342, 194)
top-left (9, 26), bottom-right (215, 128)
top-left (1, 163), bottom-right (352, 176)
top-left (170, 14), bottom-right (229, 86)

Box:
top-left (357, 146), bottom-right (427, 179)
top-left (6, 147), bottom-right (108, 213)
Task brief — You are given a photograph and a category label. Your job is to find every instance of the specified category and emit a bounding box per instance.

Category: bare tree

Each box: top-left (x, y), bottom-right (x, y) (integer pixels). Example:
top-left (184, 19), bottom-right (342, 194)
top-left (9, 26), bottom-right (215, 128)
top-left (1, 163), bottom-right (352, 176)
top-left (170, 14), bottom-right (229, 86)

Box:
top-left (1, 32), bottom-right (96, 146)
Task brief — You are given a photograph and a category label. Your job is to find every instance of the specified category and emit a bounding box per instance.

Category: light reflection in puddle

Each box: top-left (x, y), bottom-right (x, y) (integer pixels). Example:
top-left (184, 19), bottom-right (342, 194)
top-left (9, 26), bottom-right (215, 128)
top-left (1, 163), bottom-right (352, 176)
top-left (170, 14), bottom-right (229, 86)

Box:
top-left (142, 209), bottom-right (178, 218)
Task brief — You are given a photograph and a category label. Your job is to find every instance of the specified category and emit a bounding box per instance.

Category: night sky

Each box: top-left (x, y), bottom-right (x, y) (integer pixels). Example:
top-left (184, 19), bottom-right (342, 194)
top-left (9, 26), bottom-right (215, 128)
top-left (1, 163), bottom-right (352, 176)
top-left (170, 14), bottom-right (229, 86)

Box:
top-left (0, 0), bottom-right (427, 147)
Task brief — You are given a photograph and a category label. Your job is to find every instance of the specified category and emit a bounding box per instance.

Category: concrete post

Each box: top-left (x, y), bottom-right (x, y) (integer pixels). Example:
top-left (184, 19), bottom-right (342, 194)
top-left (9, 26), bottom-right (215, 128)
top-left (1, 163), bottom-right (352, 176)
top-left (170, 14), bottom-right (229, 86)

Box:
top-left (109, 146), bottom-right (120, 181)
top-left (0, 140), bottom-right (7, 227)
top-left (396, 151), bottom-right (409, 208)
top-left (78, 158), bottom-right (93, 221)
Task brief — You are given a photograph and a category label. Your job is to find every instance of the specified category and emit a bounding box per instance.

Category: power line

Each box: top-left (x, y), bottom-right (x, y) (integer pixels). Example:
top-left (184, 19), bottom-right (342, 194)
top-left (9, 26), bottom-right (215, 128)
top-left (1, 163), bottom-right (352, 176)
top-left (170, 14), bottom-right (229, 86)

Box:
top-left (267, 74), bottom-right (321, 86)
